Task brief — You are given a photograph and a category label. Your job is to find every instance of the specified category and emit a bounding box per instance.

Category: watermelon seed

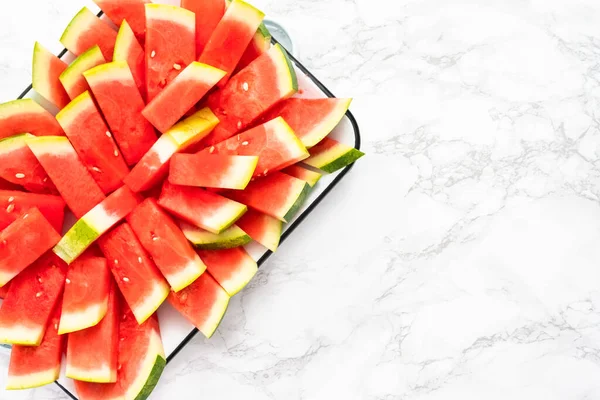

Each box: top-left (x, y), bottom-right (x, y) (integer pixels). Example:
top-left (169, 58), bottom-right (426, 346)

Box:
top-left (264, 169), bottom-right (269, 175)
top-left (173, 63), bottom-right (182, 70)
top-left (43, 177), bottom-right (48, 182)
top-left (37, 276), bottom-right (42, 283)
top-left (7, 196), bottom-right (14, 203)
top-left (159, 79), bottom-right (167, 88)
top-left (123, 277), bottom-right (130, 282)
top-left (114, 150), bottom-right (119, 157)
top-left (242, 82), bottom-right (249, 91)
top-left (242, 141), bottom-right (248, 146)
top-left (106, 131), bottom-right (112, 138)
top-left (15, 173), bottom-right (25, 179)
top-left (138, 257), bottom-right (142, 263)
top-left (54, 323), bottom-right (58, 330)
top-left (92, 167), bottom-right (102, 173)
top-left (151, 233), bottom-right (158, 241)
top-left (209, 146), bottom-right (215, 153)
top-left (151, 50), bottom-right (156, 58)
top-left (114, 259), bottom-right (119, 265)
top-left (23, 214), bottom-right (29, 219)
top-left (118, 364), bottom-right (122, 370)
top-left (35, 292), bottom-right (42, 298)
top-left (66, 278), bottom-right (71, 284)
top-left (237, 121), bottom-right (242, 129)
top-left (6, 204), bottom-right (14, 213)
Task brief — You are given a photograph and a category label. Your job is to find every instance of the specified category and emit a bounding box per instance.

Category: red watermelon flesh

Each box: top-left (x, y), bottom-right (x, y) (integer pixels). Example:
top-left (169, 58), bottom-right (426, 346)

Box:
top-left (0, 208), bottom-right (61, 287)
top-left (197, 248), bottom-right (257, 296)
top-left (0, 283), bottom-right (9, 299)
top-left (127, 198), bottom-right (206, 292)
top-left (181, 0), bottom-right (225, 57)
top-left (32, 42), bottom-right (70, 109)
top-left (93, 0), bottom-right (150, 43)
top-left (0, 99), bottom-right (64, 140)
top-left (0, 178), bottom-right (21, 191)
top-left (6, 304), bottom-right (64, 390)
top-left (0, 190), bottom-right (65, 232)
top-left (0, 252), bottom-right (67, 346)
top-left (114, 20), bottom-right (146, 100)
top-left (98, 223), bottom-right (170, 324)
top-left (235, 208), bottom-right (282, 252)
top-left (60, 7), bottom-right (117, 60)
top-left (145, 4), bottom-right (196, 102)
top-left (169, 153), bottom-right (258, 190)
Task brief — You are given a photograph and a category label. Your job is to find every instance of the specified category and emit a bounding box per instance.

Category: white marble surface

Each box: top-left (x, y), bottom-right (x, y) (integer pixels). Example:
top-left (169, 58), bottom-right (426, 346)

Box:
top-left (3, 0), bottom-right (600, 399)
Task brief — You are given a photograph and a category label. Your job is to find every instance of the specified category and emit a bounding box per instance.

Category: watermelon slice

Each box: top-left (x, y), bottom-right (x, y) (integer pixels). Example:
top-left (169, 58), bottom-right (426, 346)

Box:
top-left (59, 45), bottom-right (106, 100)
top-left (114, 20), bottom-right (146, 100)
top-left (0, 253), bottom-right (67, 346)
top-left (0, 190), bottom-right (65, 232)
top-left (32, 42), bottom-right (69, 109)
top-left (201, 43), bottom-right (297, 146)
top-left (261, 98), bottom-right (352, 148)
top-left (60, 7), bottom-right (117, 60)
top-left (226, 172), bottom-right (310, 223)
top-left (282, 164), bottom-right (322, 187)
top-left (0, 208), bottom-right (61, 287)
top-left (180, 222), bottom-right (251, 250)
top-left (199, 0), bottom-right (265, 86)
top-left (98, 223), bottom-right (170, 324)
top-left (0, 99), bottom-right (64, 140)
top-left (167, 271), bottom-right (229, 338)
top-left (236, 22), bottom-right (271, 73)
top-left (124, 107), bottom-right (219, 193)
top-left (127, 198), bottom-right (207, 292)
top-left (142, 62), bottom-right (225, 133)
top-left (0, 134), bottom-right (57, 194)
top-left (6, 305), bottom-right (64, 390)
top-left (303, 137), bottom-right (365, 173)
top-left (169, 153), bottom-right (258, 190)
top-left (93, 0), bottom-right (151, 42)
top-left (66, 279), bottom-right (119, 383)
top-left (197, 248), bottom-right (257, 296)
top-left (158, 182), bottom-right (247, 234)
top-left (53, 186), bottom-right (141, 264)
top-left (181, 0), bottom-right (225, 57)
top-left (58, 253), bottom-right (111, 334)
top-left (56, 91), bottom-right (129, 194)
top-left (84, 61), bottom-right (157, 166)
top-left (74, 308), bottom-right (166, 400)
top-left (145, 4), bottom-right (196, 101)
top-left (235, 208), bottom-right (282, 252)
top-left (27, 136), bottom-right (106, 218)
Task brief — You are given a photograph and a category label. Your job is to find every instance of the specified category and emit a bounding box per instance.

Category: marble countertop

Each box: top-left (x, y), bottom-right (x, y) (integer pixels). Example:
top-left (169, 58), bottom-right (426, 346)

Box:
top-left (4, 0), bottom-right (600, 399)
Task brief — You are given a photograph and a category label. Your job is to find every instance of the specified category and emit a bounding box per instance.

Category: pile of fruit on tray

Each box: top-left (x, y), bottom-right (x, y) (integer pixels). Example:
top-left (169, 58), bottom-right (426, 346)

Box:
top-left (0, 0), bottom-right (364, 398)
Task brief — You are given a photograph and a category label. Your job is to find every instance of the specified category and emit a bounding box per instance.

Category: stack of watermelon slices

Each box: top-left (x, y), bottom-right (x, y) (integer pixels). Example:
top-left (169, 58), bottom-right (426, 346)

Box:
top-left (0, 0), bottom-right (364, 398)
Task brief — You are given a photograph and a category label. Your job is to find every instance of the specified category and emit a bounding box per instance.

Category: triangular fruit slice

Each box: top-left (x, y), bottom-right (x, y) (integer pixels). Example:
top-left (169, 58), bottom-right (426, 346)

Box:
top-left (32, 42), bottom-right (69, 109)
top-left (0, 253), bottom-right (67, 345)
top-left (303, 137), bottom-right (365, 173)
top-left (142, 62), bottom-right (225, 133)
top-left (114, 20), bottom-right (146, 100)
top-left (93, 0), bottom-right (150, 43)
top-left (167, 271), bottom-right (229, 338)
top-left (158, 181), bottom-right (247, 234)
top-left (66, 279), bottom-right (119, 383)
top-left (127, 198), bottom-right (206, 292)
top-left (201, 43), bottom-right (297, 146)
top-left (27, 136), bottom-right (106, 218)
top-left (169, 153), bottom-right (258, 190)
top-left (181, 0), bottom-right (225, 57)
top-left (181, 222), bottom-right (251, 250)
top-left (0, 208), bottom-right (61, 287)
top-left (6, 305), bottom-right (64, 390)
top-left (236, 22), bottom-right (271, 73)
top-left (0, 190), bottom-right (65, 232)
top-left (53, 186), bottom-right (141, 264)
top-left (59, 45), bottom-right (106, 100)
top-left (197, 248), bottom-right (257, 296)
top-left (98, 223), bottom-right (170, 324)
top-left (145, 4), bottom-right (196, 101)
top-left (0, 99), bottom-right (64, 140)
top-left (226, 172), bottom-right (310, 223)
top-left (235, 209), bottom-right (282, 252)
top-left (60, 7), bottom-right (117, 60)
top-left (124, 108), bottom-right (219, 193)
top-left (282, 164), bottom-right (322, 187)
top-left (56, 91), bottom-right (129, 194)
top-left (58, 253), bottom-right (111, 334)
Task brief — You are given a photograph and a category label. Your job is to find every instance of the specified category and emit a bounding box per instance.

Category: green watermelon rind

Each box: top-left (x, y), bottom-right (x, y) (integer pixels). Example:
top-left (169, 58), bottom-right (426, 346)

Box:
top-left (188, 229), bottom-right (252, 250)
top-left (257, 22), bottom-right (271, 40)
top-left (203, 300), bottom-right (230, 339)
top-left (282, 182), bottom-right (311, 223)
top-left (313, 148), bottom-right (365, 174)
top-left (133, 355), bottom-right (166, 400)
top-left (277, 44), bottom-right (298, 92)
top-left (53, 219), bottom-right (99, 264)
top-left (59, 45), bottom-right (105, 87)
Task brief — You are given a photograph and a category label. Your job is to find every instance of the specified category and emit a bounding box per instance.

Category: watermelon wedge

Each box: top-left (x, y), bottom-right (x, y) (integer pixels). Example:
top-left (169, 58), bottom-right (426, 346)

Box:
top-left (0, 134), bottom-right (57, 194)
top-left (93, 0), bottom-right (151, 42)
top-left (197, 248), bottom-right (257, 296)
top-left (6, 305), bottom-right (64, 390)
top-left (181, 0), bottom-right (225, 57)
top-left (84, 61), bottom-right (157, 166)
top-left (142, 62), bottom-right (225, 133)
top-left (53, 186), bottom-right (141, 264)
top-left (235, 208), bottom-right (282, 252)
top-left (98, 223), bottom-right (170, 324)
top-left (114, 20), bottom-right (146, 100)
top-left (56, 91), bottom-right (129, 194)
top-left (27, 136), bottom-right (106, 218)
top-left (282, 164), bottom-right (322, 187)
top-left (66, 279), bottom-right (119, 383)
top-left (167, 271), bottom-right (229, 338)
top-left (199, 0), bottom-right (265, 87)
top-left (226, 172), bottom-right (310, 223)
top-left (235, 22), bottom-right (271, 73)
top-left (0, 253), bottom-right (67, 346)
top-left (60, 7), bottom-right (117, 60)
top-left (59, 45), bottom-right (106, 101)
top-left (169, 153), bottom-right (258, 190)
top-left (303, 137), bottom-right (365, 173)
top-left (201, 43), bottom-right (297, 146)
top-left (32, 42), bottom-right (69, 109)
top-left (158, 182), bottom-right (247, 234)
top-left (58, 253), bottom-right (111, 334)
top-left (127, 198), bottom-right (207, 292)
top-left (0, 208), bottom-right (61, 287)
top-left (0, 99), bottom-right (64, 140)
top-left (180, 222), bottom-right (251, 250)
top-left (261, 98), bottom-right (352, 148)
top-left (0, 190), bottom-right (65, 232)
top-left (124, 107), bottom-right (219, 193)
top-left (145, 4), bottom-right (196, 101)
